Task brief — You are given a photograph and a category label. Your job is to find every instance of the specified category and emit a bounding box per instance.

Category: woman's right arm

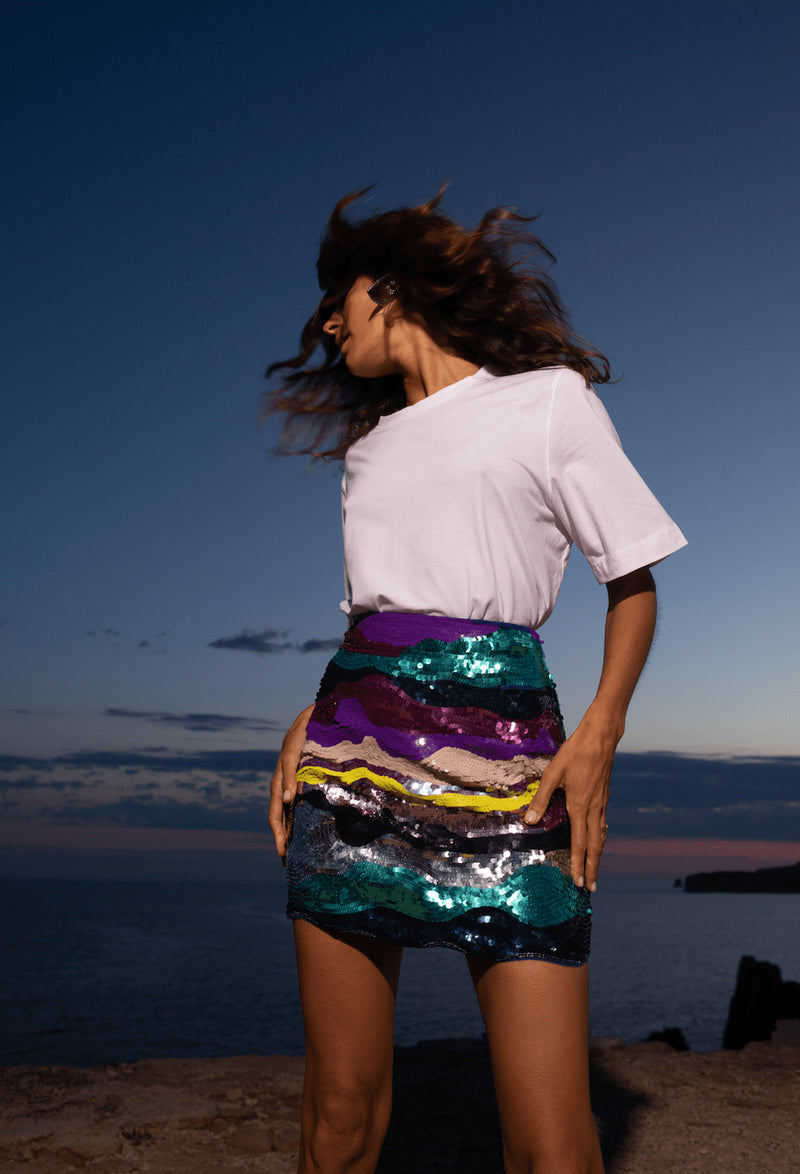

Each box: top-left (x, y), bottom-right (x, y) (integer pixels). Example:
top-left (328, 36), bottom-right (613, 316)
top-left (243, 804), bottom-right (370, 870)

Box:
top-left (268, 703), bottom-right (315, 859)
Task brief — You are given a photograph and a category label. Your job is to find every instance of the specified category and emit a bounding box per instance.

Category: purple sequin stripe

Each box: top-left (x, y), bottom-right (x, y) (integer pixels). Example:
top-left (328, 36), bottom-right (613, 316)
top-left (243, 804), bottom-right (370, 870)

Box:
top-left (306, 694), bottom-right (559, 762)
top-left (351, 610), bottom-right (542, 647)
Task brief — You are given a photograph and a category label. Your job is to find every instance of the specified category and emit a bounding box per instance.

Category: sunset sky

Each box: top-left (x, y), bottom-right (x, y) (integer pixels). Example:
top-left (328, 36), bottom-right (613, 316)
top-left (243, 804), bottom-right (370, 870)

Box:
top-left (2, 0), bottom-right (798, 878)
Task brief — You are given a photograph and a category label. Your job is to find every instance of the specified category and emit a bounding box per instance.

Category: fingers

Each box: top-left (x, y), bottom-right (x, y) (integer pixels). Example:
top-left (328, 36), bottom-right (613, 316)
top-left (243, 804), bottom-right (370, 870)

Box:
top-left (569, 805), bottom-right (611, 890)
top-left (267, 704), bottom-right (315, 860)
top-left (522, 760), bottom-right (562, 826)
top-left (521, 751), bottom-right (610, 891)
top-left (583, 817), bottom-right (609, 892)
top-left (570, 812), bottom-right (588, 890)
top-left (281, 751), bottom-right (299, 805)
top-left (269, 748), bottom-right (299, 861)
top-left (268, 759), bottom-right (288, 858)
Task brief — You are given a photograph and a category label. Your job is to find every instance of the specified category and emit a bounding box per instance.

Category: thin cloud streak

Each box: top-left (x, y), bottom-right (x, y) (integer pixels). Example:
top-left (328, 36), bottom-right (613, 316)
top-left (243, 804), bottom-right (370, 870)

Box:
top-left (104, 707), bottom-right (283, 733)
top-left (209, 627), bottom-right (293, 654)
top-left (296, 638), bottom-right (342, 654)
top-left (37, 795), bottom-right (267, 832)
top-left (209, 627), bottom-right (340, 655)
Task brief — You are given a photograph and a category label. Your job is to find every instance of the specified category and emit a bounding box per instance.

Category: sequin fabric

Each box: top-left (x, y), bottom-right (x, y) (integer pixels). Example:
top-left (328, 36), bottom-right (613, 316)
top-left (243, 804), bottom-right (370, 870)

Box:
top-left (286, 613), bottom-right (591, 965)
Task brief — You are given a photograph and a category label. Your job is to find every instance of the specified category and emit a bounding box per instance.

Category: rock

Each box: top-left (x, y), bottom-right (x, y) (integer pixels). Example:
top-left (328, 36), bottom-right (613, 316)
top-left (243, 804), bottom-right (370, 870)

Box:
top-left (229, 1124), bottom-right (278, 1152)
top-left (644, 1027), bottom-right (689, 1051)
top-left (684, 860), bottom-right (800, 892)
top-left (772, 1019), bottom-right (800, 1045)
top-left (268, 1120), bottom-right (302, 1152)
top-left (1, 1045), bottom-right (799, 1173)
top-left (723, 955), bottom-right (800, 1049)
top-left (783, 979), bottom-right (800, 1018)
top-left (588, 1037), bottom-right (627, 1054)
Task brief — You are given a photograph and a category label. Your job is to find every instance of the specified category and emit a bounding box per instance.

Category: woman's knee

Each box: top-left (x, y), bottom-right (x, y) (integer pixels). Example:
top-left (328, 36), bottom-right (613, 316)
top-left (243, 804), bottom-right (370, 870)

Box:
top-left (310, 1080), bottom-right (375, 1136)
top-left (303, 1076), bottom-right (391, 1163)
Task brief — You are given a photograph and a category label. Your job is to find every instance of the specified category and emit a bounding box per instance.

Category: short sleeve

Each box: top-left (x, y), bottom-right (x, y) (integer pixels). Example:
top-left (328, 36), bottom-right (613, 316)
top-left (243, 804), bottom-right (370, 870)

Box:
top-left (547, 369), bottom-right (687, 583)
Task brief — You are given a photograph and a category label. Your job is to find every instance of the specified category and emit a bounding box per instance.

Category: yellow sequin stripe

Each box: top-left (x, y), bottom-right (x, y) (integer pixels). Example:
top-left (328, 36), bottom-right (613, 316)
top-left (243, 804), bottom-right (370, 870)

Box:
top-left (296, 763), bottom-right (541, 812)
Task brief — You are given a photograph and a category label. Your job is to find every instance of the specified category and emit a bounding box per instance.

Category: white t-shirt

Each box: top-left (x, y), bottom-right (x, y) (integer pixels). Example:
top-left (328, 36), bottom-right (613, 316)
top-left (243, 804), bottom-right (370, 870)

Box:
top-left (340, 366), bottom-right (686, 630)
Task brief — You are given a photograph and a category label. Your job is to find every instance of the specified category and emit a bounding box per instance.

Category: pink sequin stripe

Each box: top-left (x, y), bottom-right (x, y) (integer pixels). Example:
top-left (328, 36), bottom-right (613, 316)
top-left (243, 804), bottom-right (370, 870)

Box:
top-left (306, 690), bottom-right (561, 763)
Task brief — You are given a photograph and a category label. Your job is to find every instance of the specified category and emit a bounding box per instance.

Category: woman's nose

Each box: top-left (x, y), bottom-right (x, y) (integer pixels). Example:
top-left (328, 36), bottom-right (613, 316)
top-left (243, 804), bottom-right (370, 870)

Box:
top-left (323, 312), bottom-right (341, 336)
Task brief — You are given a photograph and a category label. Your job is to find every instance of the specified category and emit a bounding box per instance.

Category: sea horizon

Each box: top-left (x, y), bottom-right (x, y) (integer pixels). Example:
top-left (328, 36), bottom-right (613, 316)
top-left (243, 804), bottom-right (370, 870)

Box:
top-left (2, 864), bottom-right (798, 1068)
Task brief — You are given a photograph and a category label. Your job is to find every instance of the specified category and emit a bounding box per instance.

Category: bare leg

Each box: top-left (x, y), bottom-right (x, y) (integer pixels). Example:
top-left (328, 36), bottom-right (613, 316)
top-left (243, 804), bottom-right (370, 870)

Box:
top-left (294, 919), bottom-right (403, 1174)
top-left (468, 956), bottom-right (604, 1174)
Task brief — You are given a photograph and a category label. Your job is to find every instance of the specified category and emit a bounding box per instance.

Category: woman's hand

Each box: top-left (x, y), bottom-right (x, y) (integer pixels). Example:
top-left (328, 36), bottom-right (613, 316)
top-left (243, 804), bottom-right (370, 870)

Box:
top-left (523, 720), bottom-right (616, 891)
top-left (268, 703), bottom-right (315, 860)
top-left (523, 567), bottom-right (658, 890)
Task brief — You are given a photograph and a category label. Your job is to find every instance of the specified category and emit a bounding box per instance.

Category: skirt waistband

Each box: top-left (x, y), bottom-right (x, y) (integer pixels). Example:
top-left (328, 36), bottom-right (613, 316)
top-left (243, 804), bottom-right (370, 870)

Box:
top-left (349, 611), bottom-right (541, 641)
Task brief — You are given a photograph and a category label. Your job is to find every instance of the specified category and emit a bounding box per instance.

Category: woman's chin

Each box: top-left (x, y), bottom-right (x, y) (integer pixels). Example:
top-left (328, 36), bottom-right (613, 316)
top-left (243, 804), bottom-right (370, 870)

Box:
top-left (343, 359), bottom-right (378, 379)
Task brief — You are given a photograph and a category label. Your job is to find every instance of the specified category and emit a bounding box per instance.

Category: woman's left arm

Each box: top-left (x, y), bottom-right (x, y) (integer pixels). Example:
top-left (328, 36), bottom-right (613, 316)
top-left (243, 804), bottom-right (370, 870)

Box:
top-left (523, 566), bottom-right (658, 890)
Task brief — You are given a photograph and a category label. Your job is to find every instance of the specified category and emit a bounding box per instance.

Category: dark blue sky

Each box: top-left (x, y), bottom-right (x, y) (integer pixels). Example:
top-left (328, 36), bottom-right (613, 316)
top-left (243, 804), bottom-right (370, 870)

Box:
top-left (2, 0), bottom-right (798, 857)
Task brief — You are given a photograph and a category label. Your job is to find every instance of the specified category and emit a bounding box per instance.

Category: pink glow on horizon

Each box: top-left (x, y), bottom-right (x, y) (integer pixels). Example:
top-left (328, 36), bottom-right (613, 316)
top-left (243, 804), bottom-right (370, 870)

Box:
top-left (602, 838), bottom-right (799, 876)
top-left (2, 822), bottom-right (798, 877)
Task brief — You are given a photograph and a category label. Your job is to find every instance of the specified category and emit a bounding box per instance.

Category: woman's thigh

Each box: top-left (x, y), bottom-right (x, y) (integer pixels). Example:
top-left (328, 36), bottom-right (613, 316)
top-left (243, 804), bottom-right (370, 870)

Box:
top-left (468, 956), bottom-right (602, 1172)
top-left (294, 919), bottom-right (403, 1095)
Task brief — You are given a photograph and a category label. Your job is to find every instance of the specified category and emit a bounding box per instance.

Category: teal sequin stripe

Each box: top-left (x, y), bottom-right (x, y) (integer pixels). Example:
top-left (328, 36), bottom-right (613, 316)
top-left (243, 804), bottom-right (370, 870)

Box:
top-left (333, 627), bottom-right (553, 691)
top-left (293, 858), bottom-right (590, 928)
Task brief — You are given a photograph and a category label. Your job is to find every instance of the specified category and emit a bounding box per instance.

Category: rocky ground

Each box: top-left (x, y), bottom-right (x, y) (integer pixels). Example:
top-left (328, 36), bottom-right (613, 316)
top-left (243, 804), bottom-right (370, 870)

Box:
top-left (1, 1032), bottom-right (799, 1173)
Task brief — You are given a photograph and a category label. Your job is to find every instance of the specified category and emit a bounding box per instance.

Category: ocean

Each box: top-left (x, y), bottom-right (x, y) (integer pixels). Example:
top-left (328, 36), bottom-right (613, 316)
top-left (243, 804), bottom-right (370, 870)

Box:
top-left (2, 866), bottom-right (798, 1067)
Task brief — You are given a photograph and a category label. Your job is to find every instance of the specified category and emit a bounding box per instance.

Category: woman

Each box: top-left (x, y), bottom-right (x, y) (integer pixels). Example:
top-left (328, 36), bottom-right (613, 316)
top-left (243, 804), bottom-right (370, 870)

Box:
top-left (266, 189), bottom-right (686, 1174)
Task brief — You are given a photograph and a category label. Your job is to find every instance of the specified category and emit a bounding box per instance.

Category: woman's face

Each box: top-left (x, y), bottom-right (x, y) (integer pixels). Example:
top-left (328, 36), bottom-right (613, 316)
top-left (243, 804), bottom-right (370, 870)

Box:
top-left (322, 275), bottom-right (398, 378)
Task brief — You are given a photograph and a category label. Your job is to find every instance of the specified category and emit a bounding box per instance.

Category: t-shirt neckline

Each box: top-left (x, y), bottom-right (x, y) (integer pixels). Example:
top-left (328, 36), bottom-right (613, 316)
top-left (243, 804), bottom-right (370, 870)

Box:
top-left (373, 367), bottom-right (490, 430)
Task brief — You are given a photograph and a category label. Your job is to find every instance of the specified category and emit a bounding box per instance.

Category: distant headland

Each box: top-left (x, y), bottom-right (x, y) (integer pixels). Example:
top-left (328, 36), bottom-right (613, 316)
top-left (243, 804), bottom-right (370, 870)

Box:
top-left (683, 860), bottom-right (800, 893)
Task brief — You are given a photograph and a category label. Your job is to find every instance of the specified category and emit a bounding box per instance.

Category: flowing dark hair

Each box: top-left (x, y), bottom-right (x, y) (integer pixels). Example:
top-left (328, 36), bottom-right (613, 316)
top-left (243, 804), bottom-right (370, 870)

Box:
top-left (264, 187), bottom-right (611, 459)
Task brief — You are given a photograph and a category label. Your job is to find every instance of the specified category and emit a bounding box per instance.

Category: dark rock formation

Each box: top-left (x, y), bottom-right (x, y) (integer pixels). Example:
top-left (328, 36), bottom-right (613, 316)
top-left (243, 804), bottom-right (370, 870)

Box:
top-left (645, 1027), bottom-right (689, 1051)
top-left (723, 955), bottom-right (800, 1049)
top-left (684, 861), bottom-right (800, 892)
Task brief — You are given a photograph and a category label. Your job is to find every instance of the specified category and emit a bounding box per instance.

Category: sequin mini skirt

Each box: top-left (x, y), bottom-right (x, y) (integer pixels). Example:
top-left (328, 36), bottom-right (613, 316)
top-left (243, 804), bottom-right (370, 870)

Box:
top-left (286, 612), bottom-right (591, 965)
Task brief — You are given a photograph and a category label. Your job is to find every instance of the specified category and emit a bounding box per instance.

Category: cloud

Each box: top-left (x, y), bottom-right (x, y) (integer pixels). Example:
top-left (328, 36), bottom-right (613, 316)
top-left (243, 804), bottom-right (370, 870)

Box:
top-left (209, 627), bottom-right (293, 654)
top-left (0, 776), bottom-right (52, 791)
top-left (58, 748), bottom-right (277, 774)
top-left (611, 752), bottom-right (800, 804)
top-left (296, 637), bottom-right (343, 654)
top-left (37, 794), bottom-right (267, 832)
top-left (0, 747), bottom-right (278, 781)
top-left (104, 707), bottom-right (283, 733)
top-left (85, 628), bottom-right (168, 650)
top-left (209, 627), bottom-right (341, 655)
top-left (0, 775), bottom-right (89, 794)
top-left (0, 743), bottom-right (281, 833)
top-left (1, 775), bottom-right (89, 814)
top-left (1, 749), bottom-right (797, 840)
top-left (0, 755), bottom-right (53, 773)
top-left (607, 751), bottom-right (800, 838)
